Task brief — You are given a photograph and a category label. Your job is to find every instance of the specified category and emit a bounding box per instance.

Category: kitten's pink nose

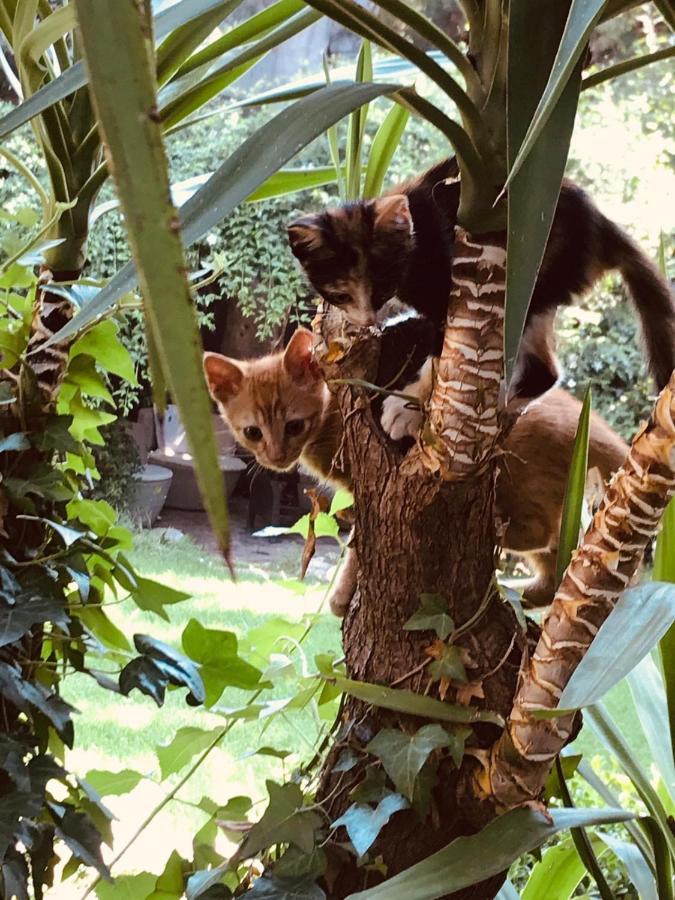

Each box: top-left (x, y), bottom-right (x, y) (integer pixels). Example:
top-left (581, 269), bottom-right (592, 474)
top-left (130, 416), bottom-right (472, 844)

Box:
top-left (267, 451), bottom-right (286, 467)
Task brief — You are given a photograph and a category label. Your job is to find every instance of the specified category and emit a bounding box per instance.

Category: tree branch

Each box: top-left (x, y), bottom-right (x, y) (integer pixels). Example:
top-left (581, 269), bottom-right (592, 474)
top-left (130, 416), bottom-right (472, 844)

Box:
top-left (422, 227), bottom-right (506, 479)
top-left (484, 373), bottom-right (675, 810)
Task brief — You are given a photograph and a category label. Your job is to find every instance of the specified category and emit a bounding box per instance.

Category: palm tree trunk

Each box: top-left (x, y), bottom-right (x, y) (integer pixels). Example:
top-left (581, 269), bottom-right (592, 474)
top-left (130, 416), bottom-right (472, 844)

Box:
top-left (26, 266), bottom-right (82, 409)
top-left (314, 231), bottom-right (519, 898)
top-left (485, 373), bottom-right (675, 810)
top-left (424, 228), bottom-right (506, 477)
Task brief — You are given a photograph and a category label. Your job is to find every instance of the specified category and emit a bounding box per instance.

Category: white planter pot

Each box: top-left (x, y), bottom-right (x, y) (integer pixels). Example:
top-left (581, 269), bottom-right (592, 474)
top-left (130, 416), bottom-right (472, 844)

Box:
top-left (129, 464), bottom-right (173, 526)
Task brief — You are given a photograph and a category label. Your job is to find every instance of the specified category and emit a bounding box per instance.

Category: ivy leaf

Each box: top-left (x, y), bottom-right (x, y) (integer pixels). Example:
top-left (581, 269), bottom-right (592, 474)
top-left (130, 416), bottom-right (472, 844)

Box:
top-left (0, 662), bottom-right (75, 746)
top-left (64, 564), bottom-right (90, 605)
top-left (0, 570), bottom-right (67, 647)
top-left (333, 749), bottom-right (360, 773)
top-left (274, 846), bottom-right (326, 882)
top-left (0, 791), bottom-right (41, 859)
top-left (84, 769), bottom-right (143, 798)
top-left (329, 489), bottom-right (353, 516)
top-left (69, 320), bottom-right (137, 384)
top-left (130, 575), bottom-right (190, 620)
top-left (244, 746), bottom-right (292, 761)
top-left (0, 432), bottom-right (30, 452)
top-left (185, 865), bottom-right (230, 900)
top-left (411, 758), bottom-right (438, 819)
top-left (239, 616), bottom-right (306, 664)
top-left (403, 594), bottom-right (454, 641)
top-left (66, 498), bottom-right (117, 535)
top-left (427, 644), bottom-right (468, 685)
top-left (0, 738), bottom-right (30, 791)
top-left (148, 850), bottom-right (187, 897)
top-left (261, 653), bottom-right (296, 683)
top-left (248, 874), bottom-right (326, 899)
top-left (182, 619), bottom-right (264, 706)
top-left (156, 727), bottom-right (224, 781)
top-left (37, 415), bottom-right (80, 453)
top-left (32, 517), bottom-right (86, 548)
top-left (26, 822), bottom-right (57, 900)
top-left (446, 726), bottom-right (472, 769)
top-left (238, 781), bottom-right (322, 859)
top-left (94, 873), bottom-right (157, 900)
top-left (350, 768), bottom-right (389, 805)
top-left (5, 467), bottom-right (71, 503)
top-left (79, 605), bottom-right (131, 652)
top-left (332, 794), bottom-right (409, 857)
top-left (366, 726), bottom-right (452, 802)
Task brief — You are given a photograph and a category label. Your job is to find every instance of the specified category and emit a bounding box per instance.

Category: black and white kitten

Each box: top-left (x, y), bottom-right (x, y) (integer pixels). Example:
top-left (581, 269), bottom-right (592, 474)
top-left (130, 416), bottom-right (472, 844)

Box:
top-left (288, 157), bottom-right (675, 400)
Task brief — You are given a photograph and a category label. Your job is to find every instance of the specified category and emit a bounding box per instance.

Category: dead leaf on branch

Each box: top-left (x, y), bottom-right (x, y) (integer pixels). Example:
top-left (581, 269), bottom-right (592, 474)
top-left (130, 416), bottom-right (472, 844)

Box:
top-left (324, 339), bottom-right (349, 364)
top-left (456, 681), bottom-right (485, 706)
top-left (299, 490), bottom-right (330, 580)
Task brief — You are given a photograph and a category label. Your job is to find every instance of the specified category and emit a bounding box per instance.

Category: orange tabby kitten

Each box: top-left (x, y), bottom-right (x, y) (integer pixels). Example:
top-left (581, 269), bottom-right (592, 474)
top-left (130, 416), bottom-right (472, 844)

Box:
top-left (204, 328), bottom-right (628, 615)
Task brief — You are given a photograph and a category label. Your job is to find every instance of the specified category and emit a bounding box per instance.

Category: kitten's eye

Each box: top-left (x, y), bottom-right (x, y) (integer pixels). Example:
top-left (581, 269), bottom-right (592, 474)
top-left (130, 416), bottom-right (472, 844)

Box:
top-left (243, 425), bottom-right (262, 442)
top-left (328, 292), bottom-right (351, 306)
top-left (285, 418), bottom-right (304, 437)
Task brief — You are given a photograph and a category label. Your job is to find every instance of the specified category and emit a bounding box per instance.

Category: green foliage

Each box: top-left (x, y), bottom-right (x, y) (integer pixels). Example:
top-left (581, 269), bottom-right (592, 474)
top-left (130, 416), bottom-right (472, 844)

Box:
top-left (332, 793), bottom-right (409, 857)
top-left (557, 294), bottom-right (657, 439)
top-left (1, 4), bottom-right (673, 899)
top-left (239, 781), bottom-right (323, 859)
top-left (403, 593), bottom-right (455, 640)
top-left (558, 582), bottom-right (675, 710)
top-left (555, 386), bottom-right (592, 585)
top-left (366, 724), bottom-right (453, 802)
top-left (349, 807), bottom-right (636, 900)
top-left (181, 617), bottom-right (265, 705)
top-left (0, 245), bottom-right (193, 894)
top-left (90, 421), bottom-right (141, 512)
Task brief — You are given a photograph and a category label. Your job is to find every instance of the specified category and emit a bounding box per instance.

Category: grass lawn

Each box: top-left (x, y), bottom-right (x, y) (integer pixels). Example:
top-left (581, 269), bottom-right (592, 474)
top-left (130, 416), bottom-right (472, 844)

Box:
top-left (57, 528), bottom-right (651, 895)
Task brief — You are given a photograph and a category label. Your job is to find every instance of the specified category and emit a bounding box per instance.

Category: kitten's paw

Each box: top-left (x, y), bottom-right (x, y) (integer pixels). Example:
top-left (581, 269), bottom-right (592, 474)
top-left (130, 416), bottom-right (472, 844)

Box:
top-left (328, 546), bottom-right (357, 617)
top-left (328, 583), bottom-right (353, 617)
top-left (381, 395), bottom-right (423, 440)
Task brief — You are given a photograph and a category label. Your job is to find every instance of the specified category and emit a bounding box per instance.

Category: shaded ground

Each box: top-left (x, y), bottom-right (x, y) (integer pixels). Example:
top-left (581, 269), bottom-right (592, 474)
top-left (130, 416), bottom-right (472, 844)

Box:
top-left (156, 496), bottom-right (342, 580)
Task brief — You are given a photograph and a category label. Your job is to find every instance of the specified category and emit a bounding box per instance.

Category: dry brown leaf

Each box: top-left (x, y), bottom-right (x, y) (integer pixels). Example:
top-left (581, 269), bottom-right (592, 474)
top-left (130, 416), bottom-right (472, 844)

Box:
top-left (455, 681), bottom-right (485, 706)
top-left (424, 639), bottom-right (446, 660)
top-left (300, 518), bottom-right (316, 581)
top-left (324, 340), bottom-right (348, 364)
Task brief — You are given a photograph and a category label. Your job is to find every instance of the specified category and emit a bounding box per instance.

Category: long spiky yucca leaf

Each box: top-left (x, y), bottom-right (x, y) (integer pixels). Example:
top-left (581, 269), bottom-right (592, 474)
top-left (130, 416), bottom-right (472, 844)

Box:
top-left (74, 0), bottom-right (232, 563)
top-left (303, 0), bottom-right (484, 140)
top-left (367, 0), bottom-right (481, 91)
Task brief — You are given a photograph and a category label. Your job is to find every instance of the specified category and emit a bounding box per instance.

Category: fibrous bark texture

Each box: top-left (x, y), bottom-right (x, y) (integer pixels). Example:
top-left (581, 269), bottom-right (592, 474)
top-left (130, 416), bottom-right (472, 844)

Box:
top-left (25, 269), bottom-right (79, 409)
top-left (485, 372), bottom-right (675, 810)
top-left (425, 229), bottom-right (506, 478)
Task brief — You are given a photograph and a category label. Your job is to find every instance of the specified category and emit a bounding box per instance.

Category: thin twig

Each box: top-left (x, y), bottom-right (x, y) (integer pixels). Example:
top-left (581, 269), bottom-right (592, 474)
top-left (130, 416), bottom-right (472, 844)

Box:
top-left (329, 377), bottom-right (421, 406)
top-left (451, 576), bottom-right (497, 641)
top-left (390, 657), bottom-right (431, 687)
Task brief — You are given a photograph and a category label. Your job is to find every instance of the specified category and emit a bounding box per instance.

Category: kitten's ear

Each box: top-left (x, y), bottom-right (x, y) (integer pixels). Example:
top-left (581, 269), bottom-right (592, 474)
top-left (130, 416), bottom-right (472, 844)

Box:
top-left (283, 328), bottom-right (320, 382)
top-left (203, 353), bottom-right (245, 403)
top-left (432, 176), bottom-right (461, 220)
top-left (373, 194), bottom-right (412, 233)
top-left (287, 215), bottom-right (323, 261)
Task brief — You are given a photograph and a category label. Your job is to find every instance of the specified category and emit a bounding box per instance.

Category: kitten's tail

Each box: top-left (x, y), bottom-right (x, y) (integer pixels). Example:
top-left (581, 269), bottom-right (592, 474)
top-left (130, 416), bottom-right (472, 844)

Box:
top-left (602, 220), bottom-right (675, 390)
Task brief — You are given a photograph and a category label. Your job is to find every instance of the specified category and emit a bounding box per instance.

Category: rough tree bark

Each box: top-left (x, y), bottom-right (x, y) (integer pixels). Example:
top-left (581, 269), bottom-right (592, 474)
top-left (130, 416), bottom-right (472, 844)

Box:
top-left (315, 230), bottom-right (522, 899)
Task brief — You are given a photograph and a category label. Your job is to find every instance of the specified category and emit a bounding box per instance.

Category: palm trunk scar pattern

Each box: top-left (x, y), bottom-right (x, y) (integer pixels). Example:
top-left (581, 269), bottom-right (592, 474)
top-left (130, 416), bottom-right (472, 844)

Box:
top-left (424, 228), bottom-right (507, 479)
top-left (486, 373), bottom-right (675, 809)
